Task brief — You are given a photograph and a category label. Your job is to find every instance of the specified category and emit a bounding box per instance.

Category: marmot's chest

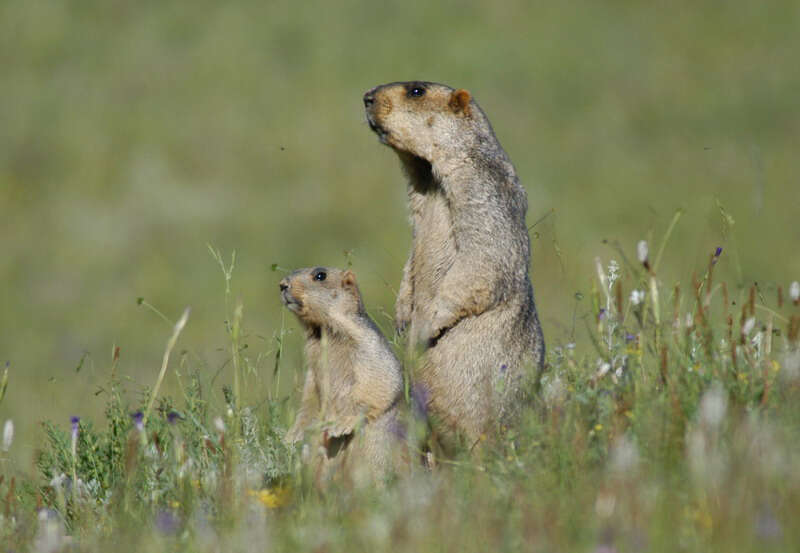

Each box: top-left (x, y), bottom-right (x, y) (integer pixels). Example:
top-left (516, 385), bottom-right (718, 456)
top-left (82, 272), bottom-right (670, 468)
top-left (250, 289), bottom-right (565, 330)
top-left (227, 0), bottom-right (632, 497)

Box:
top-left (411, 193), bottom-right (456, 303)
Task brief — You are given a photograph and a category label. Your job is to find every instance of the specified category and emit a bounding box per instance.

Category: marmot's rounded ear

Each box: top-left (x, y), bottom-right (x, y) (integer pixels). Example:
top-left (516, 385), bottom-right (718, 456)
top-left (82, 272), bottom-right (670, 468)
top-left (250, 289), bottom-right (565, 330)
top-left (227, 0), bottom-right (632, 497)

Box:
top-left (342, 270), bottom-right (357, 289)
top-left (448, 89), bottom-right (472, 116)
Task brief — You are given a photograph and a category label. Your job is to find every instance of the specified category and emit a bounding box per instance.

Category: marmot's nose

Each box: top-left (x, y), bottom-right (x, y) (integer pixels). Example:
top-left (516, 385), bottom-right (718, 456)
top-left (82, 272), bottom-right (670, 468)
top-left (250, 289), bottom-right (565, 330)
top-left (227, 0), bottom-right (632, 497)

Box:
top-left (363, 88), bottom-right (376, 107)
top-left (279, 279), bottom-right (289, 291)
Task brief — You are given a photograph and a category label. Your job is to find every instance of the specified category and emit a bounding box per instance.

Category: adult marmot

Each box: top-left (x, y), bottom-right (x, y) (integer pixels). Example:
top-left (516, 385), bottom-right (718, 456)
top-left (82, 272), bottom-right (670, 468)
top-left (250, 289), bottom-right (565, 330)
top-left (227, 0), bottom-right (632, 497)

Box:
top-left (364, 81), bottom-right (545, 452)
top-left (280, 266), bottom-right (407, 486)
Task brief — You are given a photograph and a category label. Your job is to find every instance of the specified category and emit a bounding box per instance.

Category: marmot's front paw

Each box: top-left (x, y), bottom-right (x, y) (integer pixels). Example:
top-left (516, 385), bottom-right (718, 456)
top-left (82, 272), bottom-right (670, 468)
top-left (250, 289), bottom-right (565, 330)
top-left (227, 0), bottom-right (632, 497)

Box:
top-left (426, 305), bottom-right (458, 343)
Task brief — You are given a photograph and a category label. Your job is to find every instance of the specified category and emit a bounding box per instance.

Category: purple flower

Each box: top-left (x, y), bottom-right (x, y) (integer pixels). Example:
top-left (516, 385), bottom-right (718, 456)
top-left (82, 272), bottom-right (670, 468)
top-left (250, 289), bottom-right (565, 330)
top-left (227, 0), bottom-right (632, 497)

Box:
top-left (598, 308), bottom-right (607, 321)
top-left (155, 509), bottom-right (180, 535)
top-left (625, 333), bottom-right (636, 343)
top-left (70, 416), bottom-right (80, 441)
top-left (411, 384), bottom-right (430, 419)
top-left (167, 411), bottom-right (181, 425)
top-left (387, 412), bottom-right (407, 441)
top-left (131, 411), bottom-right (144, 432)
top-left (712, 246), bottom-right (723, 264)
top-left (500, 363), bottom-right (508, 374)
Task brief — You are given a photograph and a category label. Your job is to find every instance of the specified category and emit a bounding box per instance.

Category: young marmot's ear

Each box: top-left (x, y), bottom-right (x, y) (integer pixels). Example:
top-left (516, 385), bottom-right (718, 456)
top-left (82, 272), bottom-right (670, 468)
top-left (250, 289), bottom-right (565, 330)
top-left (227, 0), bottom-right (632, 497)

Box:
top-left (342, 270), bottom-right (357, 289)
top-left (448, 89), bottom-right (472, 117)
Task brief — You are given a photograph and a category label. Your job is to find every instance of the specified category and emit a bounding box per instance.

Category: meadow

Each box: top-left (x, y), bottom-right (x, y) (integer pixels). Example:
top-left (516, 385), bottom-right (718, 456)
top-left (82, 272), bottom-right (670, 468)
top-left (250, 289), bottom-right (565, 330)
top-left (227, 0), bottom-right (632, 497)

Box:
top-left (1, 1), bottom-right (799, 551)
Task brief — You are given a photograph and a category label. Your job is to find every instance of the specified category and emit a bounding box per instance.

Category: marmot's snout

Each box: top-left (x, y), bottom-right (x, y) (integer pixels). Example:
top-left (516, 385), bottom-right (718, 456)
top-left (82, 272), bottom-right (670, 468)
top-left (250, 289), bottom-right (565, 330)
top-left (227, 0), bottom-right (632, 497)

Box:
top-left (363, 87), bottom-right (376, 107)
top-left (279, 277), bottom-right (301, 312)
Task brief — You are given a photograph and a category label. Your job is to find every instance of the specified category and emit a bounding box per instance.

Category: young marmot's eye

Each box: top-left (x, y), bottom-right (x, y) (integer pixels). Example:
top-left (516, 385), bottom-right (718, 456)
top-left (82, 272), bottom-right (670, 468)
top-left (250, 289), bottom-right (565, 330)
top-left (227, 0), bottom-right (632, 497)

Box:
top-left (408, 87), bottom-right (426, 98)
top-left (312, 269), bottom-right (327, 282)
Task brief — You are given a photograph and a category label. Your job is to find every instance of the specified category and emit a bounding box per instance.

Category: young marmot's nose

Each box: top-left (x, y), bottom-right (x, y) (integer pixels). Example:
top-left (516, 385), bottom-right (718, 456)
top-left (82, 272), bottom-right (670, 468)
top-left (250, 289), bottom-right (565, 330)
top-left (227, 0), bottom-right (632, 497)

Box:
top-left (363, 88), bottom-right (376, 107)
top-left (279, 278), bottom-right (289, 291)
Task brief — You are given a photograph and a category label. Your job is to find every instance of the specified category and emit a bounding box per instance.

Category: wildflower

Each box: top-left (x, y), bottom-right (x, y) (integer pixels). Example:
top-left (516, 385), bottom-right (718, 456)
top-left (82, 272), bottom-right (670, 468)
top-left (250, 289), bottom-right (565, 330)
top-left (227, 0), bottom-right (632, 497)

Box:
top-left (607, 259), bottom-right (619, 284)
top-left (167, 411), bottom-right (182, 425)
top-left (213, 417), bottom-right (225, 433)
top-left (630, 289), bottom-right (645, 306)
top-left (712, 246), bottom-right (723, 264)
top-left (685, 312), bottom-right (694, 328)
top-left (625, 333), bottom-right (636, 343)
top-left (131, 411), bottom-right (144, 432)
top-left (2, 419), bottom-right (12, 452)
top-left (742, 317), bottom-right (756, 336)
top-left (637, 240), bottom-right (649, 264)
top-left (596, 360), bottom-right (611, 378)
top-left (155, 509), bottom-right (181, 535)
top-left (698, 383), bottom-right (727, 428)
top-left (790, 281), bottom-right (800, 303)
top-left (411, 384), bottom-right (430, 418)
top-left (70, 416), bottom-right (80, 442)
top-left (247, 486), bottom-right (291, 508)
top-left (598, 308), bottom-right (607, 321)
top-left (609, 435), bottom-right (639, 476)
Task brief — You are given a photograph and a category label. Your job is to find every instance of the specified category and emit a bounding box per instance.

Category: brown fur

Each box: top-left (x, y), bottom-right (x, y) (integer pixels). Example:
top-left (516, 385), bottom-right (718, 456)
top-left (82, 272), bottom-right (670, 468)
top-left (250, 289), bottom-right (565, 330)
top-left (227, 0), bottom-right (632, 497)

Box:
top-left (364, 81), bottom-right (545, 453)
top-left (280, 267), bottom-right (407, 487)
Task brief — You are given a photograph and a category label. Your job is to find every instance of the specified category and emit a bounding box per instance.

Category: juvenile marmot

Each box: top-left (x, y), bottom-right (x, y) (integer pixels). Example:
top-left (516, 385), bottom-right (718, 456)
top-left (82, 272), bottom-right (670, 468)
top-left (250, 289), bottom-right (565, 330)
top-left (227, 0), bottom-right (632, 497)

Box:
top-left (363, 81), bottom-right (545, 452)
top-left (280, 266), bottom-right (407, 487)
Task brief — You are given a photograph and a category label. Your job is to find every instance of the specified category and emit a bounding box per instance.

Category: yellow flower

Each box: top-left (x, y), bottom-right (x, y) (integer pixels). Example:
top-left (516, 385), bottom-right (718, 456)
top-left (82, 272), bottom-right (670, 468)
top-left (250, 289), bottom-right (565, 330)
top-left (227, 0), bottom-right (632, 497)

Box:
top-left (595, 424), bottom-right (603, 432)
top-left (772, 360), bottom-right (781, 373)
top-left (248, 486), bottom-right (291, 508)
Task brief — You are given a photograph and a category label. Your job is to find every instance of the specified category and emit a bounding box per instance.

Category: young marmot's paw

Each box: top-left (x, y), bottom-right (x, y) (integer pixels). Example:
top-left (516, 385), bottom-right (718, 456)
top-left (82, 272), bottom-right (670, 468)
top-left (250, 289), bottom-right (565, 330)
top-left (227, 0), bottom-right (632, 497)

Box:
top-left (284, 424), bottom-right (305, 445)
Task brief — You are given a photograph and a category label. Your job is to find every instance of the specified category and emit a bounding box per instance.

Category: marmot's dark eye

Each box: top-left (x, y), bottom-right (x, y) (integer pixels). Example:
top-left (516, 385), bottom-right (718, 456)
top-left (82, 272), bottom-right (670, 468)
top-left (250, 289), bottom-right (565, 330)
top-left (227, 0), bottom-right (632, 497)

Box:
top-left (313, 269), bottom-right (327, 282)
top-left (408, 87), bottom-right (425, 98)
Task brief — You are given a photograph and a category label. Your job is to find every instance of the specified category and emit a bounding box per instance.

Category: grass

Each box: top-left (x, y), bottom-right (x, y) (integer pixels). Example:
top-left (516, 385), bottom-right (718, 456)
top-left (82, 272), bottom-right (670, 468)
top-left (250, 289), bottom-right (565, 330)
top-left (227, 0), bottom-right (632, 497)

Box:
top-left (2, 234), bottom-right (799, 551)
top-left (1, 0), bottom-right (799, 551)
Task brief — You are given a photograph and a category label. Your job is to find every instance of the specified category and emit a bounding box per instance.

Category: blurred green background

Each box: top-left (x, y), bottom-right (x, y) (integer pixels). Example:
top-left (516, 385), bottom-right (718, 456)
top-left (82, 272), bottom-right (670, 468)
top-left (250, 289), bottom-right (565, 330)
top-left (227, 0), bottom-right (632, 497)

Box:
top-left (1, 0), bottom-right (798, 468)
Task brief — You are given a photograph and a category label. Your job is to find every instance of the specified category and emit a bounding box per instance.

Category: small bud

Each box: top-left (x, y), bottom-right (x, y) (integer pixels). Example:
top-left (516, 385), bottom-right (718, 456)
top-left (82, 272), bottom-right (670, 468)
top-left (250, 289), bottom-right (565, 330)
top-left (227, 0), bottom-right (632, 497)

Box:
top-left (637, 240), bottom-right (649, 264)
top-left (2, 419), bottom-right (13, 452)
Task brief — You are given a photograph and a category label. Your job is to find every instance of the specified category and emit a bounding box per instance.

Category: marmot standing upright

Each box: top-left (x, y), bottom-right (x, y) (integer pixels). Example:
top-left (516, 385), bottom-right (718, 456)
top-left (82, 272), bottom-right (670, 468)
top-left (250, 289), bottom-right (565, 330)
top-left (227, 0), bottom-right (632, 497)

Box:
top-left (364, 81), bottom-right (545, 452)
top-left (280, 266), bottom-right (407, 487)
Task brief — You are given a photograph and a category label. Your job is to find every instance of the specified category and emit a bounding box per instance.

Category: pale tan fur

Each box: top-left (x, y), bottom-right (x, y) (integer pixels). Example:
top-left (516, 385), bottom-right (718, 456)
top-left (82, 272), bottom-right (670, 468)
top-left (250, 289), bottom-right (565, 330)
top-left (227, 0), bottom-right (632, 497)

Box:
top-left (364, 81), bottom-right (545, 453)
top-left (280, 267), bottom-right (407, 487)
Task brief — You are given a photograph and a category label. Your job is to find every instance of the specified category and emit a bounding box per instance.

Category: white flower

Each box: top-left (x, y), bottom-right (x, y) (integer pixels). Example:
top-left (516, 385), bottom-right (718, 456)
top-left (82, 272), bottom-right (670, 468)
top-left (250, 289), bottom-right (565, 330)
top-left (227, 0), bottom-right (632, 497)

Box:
top-left (637, 240), bottom-right (649, 263)
top-left (630, 289), bottom-right (646, 306)
top-left (742, 317), bottom-right (756, 336)
top-left (596, 360), bottom-right (611, 378)
top-left (2, 420), bottom-right (12, 452)
top-left (685, 312), bottom-right (694, 328)
top-left (790, 281), bottom-right (800, 302)
top-left (213, 417), bottom-right (225, 433)
top-left (699, 383), bottom-right (727, 429)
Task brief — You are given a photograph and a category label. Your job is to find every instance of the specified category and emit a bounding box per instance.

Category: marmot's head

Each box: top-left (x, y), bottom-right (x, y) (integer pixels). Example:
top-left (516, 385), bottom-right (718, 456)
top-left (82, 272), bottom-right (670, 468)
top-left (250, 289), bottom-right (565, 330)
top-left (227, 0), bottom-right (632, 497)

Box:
top-left (364, 81), bottom-right (483, 163)
top-left (279, 267), bottom-right (363, 328)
